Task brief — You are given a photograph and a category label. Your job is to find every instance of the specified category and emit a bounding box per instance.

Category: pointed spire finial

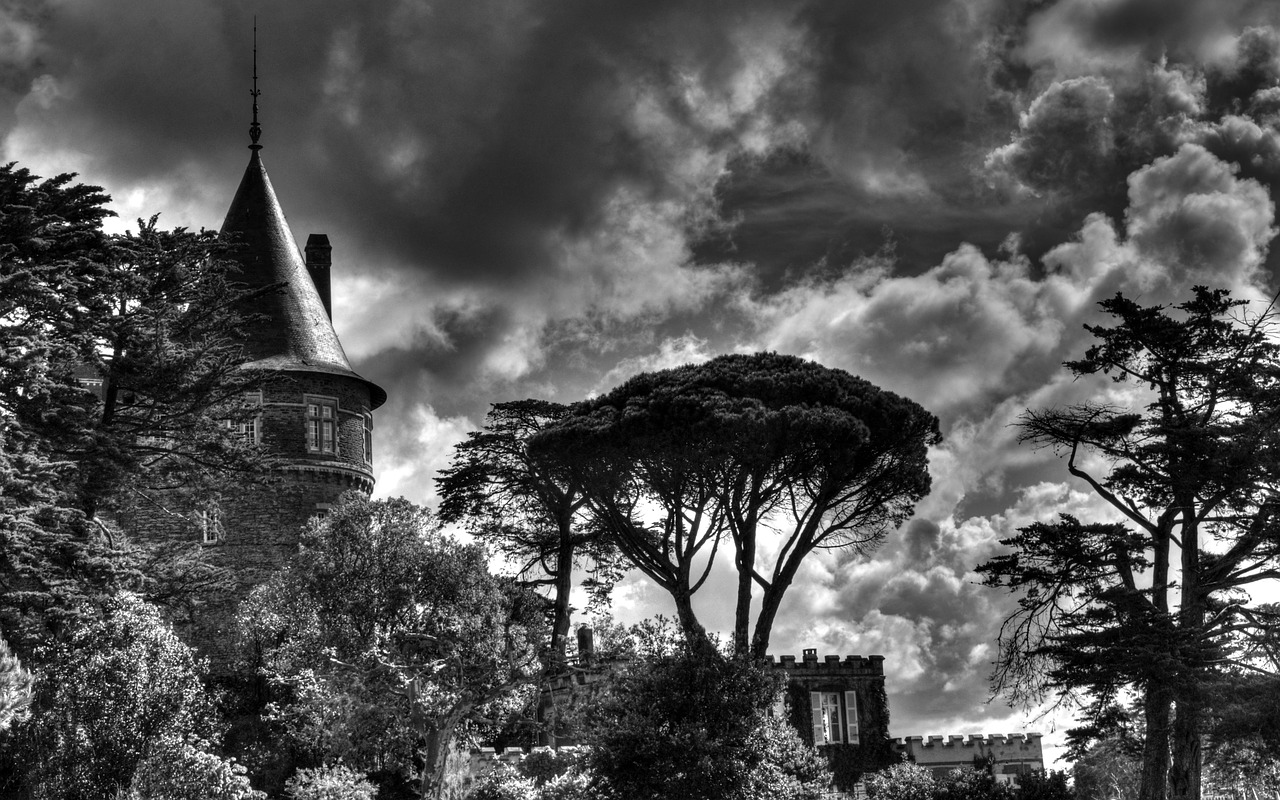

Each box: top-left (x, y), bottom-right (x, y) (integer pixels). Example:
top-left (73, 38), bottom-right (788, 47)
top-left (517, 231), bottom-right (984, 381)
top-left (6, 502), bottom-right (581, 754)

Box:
top-left (249, 18), bottom-right (262, 150)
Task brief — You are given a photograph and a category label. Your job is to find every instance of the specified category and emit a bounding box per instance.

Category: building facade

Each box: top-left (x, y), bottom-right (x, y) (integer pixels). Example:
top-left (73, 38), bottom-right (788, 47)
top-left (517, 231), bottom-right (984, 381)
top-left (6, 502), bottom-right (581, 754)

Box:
top-left (773, 650), bottom-right (895, 791)
top-left (892, 733), bottom-right (1046, 785)
top-left (524, 642), bottom-right (894, 793)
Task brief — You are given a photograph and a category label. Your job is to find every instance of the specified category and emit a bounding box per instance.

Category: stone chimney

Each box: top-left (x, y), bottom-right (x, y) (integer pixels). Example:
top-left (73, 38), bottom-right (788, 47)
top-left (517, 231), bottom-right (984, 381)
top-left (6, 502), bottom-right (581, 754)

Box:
top-left (304, 233), bottom-right (332, 320)
top-left (577, 625), bottom-right (595, 666)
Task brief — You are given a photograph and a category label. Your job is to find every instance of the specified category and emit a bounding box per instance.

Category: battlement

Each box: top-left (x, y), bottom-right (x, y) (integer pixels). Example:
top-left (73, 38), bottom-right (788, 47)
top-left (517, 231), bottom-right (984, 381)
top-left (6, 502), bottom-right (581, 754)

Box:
top-left (470, 746), bottom-right (585, 775)
top-left (891, 733), bottom-right (1045, 782)
top-left (892, 733), bottom-right (1042, 750)
top-left (766, 651), bottom-right (885, 676)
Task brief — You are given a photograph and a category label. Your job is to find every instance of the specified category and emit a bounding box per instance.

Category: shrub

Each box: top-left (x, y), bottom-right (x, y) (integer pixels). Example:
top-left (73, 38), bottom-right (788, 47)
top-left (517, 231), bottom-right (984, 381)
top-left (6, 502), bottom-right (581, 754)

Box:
top-left (23, 594), bottom-right (214, 800)
top-left (0, 636), bottom-right (31, 731)
top-left (129, 736), bottom-right (264, 800)
top-left (865, 759), bottom-right (935, 800)
top-left (468, 764), bottom-right (537, 800)
top-left (285, 763), bottom-right (378, 800)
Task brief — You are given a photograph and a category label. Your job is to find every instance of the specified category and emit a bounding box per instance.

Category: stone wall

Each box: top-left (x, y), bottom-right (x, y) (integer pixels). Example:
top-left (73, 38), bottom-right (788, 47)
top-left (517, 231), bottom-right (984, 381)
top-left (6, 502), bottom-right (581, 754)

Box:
top-left (257, 371), bottom-right (375, 483)
top-left (118, 367), bottom-right (376, 667)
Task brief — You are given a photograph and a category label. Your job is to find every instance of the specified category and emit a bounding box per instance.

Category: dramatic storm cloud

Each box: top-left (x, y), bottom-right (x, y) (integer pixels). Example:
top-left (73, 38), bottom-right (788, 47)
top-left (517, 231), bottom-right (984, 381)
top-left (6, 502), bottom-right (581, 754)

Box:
top-left (7, 0), bottom-right (1280, 767)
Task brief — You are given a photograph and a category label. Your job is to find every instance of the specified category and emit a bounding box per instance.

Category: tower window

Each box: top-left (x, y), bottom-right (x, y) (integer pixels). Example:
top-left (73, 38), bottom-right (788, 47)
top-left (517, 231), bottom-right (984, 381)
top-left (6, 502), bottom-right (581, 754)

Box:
top-left (223, 416), bottom-right (260, 443)
top-left (363, 415), bottom-right (373, 464)
top-left (810, 691), bottom-right (844, 745)
top-left (222, 391), bottom-right (262, 444)
top-left (199, 509), bottom-right (220, 545)
top-left (306, 396), bottom-right (339, 454)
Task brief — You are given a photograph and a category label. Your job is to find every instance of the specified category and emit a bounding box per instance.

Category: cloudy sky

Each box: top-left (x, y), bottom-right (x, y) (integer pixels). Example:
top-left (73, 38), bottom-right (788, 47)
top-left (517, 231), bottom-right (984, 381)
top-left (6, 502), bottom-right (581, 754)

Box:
top-left (8, 0), bottom-right (1280, 769)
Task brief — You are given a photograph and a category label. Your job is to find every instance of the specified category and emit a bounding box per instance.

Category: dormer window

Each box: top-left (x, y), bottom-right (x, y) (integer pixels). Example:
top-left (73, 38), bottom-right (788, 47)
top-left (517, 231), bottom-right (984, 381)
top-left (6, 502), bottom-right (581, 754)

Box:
top-left (306, 395), bottom-right (338, 454)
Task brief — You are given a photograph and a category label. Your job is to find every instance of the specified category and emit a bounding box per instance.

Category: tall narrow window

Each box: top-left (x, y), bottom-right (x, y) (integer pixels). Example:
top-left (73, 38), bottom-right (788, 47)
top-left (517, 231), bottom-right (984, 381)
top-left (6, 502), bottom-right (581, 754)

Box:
top-left (363, 414), bottom-right (373, 464)
top-left (199, 509), bottom-right (219, 545)
top-left (306, 396), bottom-right (338, 454)
top-left (810, 691), bottom-right (843, 745)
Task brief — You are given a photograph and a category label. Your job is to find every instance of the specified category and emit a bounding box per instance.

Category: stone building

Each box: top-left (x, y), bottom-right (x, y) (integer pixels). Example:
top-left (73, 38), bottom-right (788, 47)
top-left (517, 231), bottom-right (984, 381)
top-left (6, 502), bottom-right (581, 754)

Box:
top-left (522, 639), bottom-right (893, 793)
top-left (120, 103), bottom-right (385, 660)
top-left (892, 733), bottom-right (1045, 785)
top-left (772, 649), bottom-right (895, 791)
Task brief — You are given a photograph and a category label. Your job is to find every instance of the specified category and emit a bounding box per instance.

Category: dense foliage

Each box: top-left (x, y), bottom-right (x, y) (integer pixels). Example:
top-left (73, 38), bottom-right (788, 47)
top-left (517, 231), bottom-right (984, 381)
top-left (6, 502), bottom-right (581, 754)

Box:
top-left (238, 494), bottom-right (546, 800)
top-left (128, 735), bottom-right (264, 800)
top-left (865, 761), bottom-right (1070, 800)
top-left (284, 763), bottom-right (378, 800)
top-left (575, 650), bottom-right (832, 800)
top-left (12, 594), bottom-right (249, 800)
top-left (0, 163), bottom-right (272, 662)
top-left (0, 636), bottom-right (30, 731)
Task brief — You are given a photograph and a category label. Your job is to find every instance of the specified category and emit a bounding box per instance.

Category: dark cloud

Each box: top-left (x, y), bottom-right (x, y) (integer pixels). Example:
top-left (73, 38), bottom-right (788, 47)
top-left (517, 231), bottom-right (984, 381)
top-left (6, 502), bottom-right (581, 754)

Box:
top-left (701, 0), bottom-right (1029, 278)
top-left (902, 519), bottom-right (942, 565)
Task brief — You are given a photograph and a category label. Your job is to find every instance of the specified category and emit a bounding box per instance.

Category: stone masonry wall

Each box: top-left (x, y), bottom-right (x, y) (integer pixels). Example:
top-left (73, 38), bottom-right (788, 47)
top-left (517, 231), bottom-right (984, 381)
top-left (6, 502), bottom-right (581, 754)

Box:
top-left (259, 371), bottom-right (374, 480)
top-left (118, 368), bottom-right (376, 667)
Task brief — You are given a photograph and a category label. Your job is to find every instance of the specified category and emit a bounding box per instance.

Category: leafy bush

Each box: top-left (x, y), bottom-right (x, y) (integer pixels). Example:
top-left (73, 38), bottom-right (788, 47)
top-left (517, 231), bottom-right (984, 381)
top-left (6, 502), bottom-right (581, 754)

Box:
top-left (1012, 771), bottom-right (1071, 800)
top-left (129, 736), bottom-right (264, 800)
top-left (865, 760), bottom-right (935, 800)
top-left (285, 763), bottom-right (378, 800)
top-left (866, 762), bottom-right (1069, 800)
top-left (519, 748), bottom-right (582, 786)
top-left (579, 651), bottom-right (832, 800)
top-left (22, 594), bottom-right (215, 800)
top-left (537, 769), bottom-right (595, 800)
top-left (932, 768), bottom-right (1015, 800)
top-left (468, 764), bottom-right (537, 800)
top-left (467, 759), bottom-right (595, 800)
top-left (0, 636), bottom-right (31, 731)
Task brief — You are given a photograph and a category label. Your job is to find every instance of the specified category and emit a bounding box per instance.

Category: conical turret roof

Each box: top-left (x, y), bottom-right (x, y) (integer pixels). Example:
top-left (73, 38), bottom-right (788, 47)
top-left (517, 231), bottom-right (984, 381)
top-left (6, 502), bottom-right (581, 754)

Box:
top-left (222, 150), bottom-right (386, 408)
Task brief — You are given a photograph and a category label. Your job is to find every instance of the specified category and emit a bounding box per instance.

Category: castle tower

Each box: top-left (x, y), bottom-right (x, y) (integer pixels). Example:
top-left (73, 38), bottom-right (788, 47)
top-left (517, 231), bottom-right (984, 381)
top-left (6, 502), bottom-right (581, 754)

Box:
top-left (116, 60), bottom-right (387, 664)
top-left (210, 133), bottom-right (386, 589)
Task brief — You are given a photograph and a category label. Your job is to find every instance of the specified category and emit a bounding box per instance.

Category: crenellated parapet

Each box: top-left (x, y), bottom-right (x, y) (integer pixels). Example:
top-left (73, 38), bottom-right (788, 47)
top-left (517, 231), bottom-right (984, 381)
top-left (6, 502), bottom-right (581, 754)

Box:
top-left (891, 732), bottom-right (1043, 751)
top-left (469, 746), bottom-right (585, 776)
top-left (767, 651), bottom-right (885, 677)
top-left (892, 732), bottom-right (1045, 782)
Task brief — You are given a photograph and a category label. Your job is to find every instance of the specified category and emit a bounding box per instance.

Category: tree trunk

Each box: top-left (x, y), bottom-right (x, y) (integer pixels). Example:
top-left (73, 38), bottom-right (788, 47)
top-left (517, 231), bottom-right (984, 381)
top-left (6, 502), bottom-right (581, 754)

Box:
top-left (1139, 681), bottom-right (1172, 800)
top-left (1170, 694), bottom-right (1202, 800)
top-left (750, 550), bottom-right (804, 659)
top-left (732, 517), bottom-right (756, 658)
top-left (419, 708), bottom-right (465, 800)
top-left (550, 527), bottom-right (575, 667)
top-left (672, 587), bottom-right (719, 658)
top-left (1171, 505), bottom-right (1203, 800)
top-left (1138, 520), bottom-right (1173, 800)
